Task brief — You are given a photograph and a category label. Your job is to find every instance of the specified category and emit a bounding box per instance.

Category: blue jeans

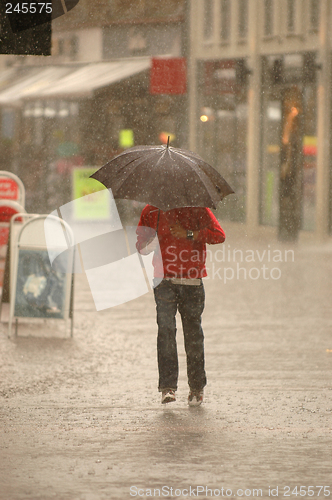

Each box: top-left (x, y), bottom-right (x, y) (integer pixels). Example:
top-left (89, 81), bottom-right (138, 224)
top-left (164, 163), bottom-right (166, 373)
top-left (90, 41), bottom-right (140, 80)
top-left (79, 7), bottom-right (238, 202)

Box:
top-left (153, 279), bottom-right (207, 392)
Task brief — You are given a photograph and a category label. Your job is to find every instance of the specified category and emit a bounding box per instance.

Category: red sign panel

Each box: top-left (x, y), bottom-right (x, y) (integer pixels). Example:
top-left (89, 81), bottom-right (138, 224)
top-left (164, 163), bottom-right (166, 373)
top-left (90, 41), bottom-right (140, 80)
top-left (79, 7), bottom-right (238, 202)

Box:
top-left (0, 178), bottom-right (19, 201)
top-left (150, 57), bottom-right (187, 95)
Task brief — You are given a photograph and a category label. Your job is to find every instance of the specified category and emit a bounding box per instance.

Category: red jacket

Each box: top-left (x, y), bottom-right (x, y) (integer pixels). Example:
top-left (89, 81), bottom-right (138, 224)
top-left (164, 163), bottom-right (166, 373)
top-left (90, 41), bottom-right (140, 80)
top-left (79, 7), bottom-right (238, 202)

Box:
top-left (136, 205), bottom-right (225, 279)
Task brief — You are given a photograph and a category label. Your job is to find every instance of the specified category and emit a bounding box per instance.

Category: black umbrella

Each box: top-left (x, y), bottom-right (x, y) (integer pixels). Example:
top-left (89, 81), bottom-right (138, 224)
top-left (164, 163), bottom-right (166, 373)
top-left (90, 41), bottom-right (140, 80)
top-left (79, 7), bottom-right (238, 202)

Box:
top-left (90, 139), bottom-right (234, 211)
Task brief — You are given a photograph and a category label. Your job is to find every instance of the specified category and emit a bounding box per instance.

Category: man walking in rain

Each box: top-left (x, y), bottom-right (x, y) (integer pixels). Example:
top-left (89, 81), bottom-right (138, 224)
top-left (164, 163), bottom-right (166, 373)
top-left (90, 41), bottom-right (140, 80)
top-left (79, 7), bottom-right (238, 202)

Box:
top-left (136, 205), bottom-right (225, 406)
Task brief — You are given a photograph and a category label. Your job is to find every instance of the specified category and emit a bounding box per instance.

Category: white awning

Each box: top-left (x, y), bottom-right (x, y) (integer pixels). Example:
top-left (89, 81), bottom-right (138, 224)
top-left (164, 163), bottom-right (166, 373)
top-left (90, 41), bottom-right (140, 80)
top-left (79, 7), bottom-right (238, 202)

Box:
top-left (41, 59), bottom-right (151, 98)
top-left (0, 58), bottom-right (151, 104)
top-left (0, 67), bottom-right (74, 104)
top-left (0, 68), bottom-right (20, 90)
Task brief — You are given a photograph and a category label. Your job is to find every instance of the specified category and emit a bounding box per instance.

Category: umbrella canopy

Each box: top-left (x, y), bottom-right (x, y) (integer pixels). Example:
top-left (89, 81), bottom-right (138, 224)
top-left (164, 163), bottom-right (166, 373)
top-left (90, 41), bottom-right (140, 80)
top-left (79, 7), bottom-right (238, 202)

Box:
top-left (90, 142), bottom-right (234, 211)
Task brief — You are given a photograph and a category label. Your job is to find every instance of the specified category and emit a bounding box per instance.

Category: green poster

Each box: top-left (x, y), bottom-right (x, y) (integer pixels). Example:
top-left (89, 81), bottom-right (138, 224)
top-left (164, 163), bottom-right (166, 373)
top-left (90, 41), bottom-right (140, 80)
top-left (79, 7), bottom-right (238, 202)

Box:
top-left (72, 168), bottom-right (110, 220)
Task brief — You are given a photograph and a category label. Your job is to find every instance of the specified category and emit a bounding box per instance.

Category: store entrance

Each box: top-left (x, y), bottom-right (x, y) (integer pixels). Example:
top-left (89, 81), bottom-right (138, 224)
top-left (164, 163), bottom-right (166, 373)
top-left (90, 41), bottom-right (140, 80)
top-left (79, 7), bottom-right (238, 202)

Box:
top-left (278, 86), bottom-right (303, 241)
top-left (260, 54), bottom-right (317, 238)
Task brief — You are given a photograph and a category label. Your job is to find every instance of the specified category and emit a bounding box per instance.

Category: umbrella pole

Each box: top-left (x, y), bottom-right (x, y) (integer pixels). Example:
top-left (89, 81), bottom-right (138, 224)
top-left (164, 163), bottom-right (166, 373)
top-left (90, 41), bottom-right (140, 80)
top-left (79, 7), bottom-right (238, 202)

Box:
top-left (123, 226), bottom-right (152, 292)
top-left (77, 243), bottom-right (85, 274)
top-left (123, 227), bottom-right (131, 257)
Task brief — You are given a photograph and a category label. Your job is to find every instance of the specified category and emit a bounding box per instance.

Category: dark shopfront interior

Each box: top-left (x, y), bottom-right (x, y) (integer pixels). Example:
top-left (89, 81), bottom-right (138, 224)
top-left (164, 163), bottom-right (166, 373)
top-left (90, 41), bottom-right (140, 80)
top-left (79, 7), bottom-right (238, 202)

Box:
top-left (260, 53), bottom-right (318, 239)
top-left (196, 54), bottom-right (320, 237)
top-left (7, 70), bottom-right (187, 215)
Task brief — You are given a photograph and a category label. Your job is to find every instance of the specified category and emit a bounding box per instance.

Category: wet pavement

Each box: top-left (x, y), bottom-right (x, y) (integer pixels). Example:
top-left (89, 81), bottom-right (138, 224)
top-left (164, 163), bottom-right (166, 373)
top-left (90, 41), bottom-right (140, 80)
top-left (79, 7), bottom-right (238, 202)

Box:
top-left (1, 222), bottom-right (332, 500)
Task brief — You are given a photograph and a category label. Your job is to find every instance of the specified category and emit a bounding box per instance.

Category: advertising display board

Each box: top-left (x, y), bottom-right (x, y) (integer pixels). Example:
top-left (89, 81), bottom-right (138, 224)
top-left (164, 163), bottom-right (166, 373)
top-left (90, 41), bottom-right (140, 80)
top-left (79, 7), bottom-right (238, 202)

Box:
top-left (14, 248), bottom-right (69, 319)
top-left (0, 214), bottom-right (74, 337)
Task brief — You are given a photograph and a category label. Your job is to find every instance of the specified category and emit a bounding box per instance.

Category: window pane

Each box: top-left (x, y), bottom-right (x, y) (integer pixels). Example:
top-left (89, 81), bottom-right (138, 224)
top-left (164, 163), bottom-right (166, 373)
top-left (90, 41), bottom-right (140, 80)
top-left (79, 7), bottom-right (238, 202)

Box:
top-left (238, 0), bottom-right (248, 38)
top-left (310, 0), bottom-right (320, 30)
top-left (287, 0), bottom-right (295, 32)
top-left (204, 0), bottom-right (213, 39)
top-left (198, 60), bottom-right (248, 223)
top-left (220, 0), bottom-right (230, 41)
top-left (264, 0), bottom-right (274, 36)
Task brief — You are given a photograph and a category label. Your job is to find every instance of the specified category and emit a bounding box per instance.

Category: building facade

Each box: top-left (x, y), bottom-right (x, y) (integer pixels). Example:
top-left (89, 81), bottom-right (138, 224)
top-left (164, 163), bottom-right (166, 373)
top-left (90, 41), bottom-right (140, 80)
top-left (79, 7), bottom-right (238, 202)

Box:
top-left (188, 0), bottom-right (331, 240)
top-left (0, 0), bottom-right (188, 213)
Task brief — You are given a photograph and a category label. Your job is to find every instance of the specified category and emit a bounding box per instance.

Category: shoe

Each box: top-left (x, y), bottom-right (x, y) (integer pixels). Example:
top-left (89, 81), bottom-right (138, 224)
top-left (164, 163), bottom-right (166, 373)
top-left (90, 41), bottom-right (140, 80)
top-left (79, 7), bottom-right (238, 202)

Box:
top-left (161, 389), bottom-right (176, 404)
top-left (188, 389), bottom-right (204, 407)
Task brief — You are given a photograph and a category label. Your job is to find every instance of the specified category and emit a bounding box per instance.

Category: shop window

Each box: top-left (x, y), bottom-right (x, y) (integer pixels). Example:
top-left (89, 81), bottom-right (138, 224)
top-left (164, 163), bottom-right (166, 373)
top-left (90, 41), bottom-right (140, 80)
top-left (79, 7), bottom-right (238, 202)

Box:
top-left (70, 36), bottom-right (79, 60)
top-left (58, 39), bottom-right (65, 56)
top-left (44, 101), bottom-right (57, 118)
top-left (52, 36), bottom-right (78, 60)
top-left (128, 28), bottom-right (147, 56)
top-left (264, 0), bottom-right (274, 36)
top-left (309, 0), bottom-right (320, 31)
top-left (238, 0), bottom-right (248, 40)
top-left (52, 38), bottom-right (58, 56)
top-left (1, 109), bottom-right (15, 139)
top-left (286, 0), bottom-right (301, 35)
top-left (286, 0), bottom-right (302, 35)
top-left (287, 0), bottom-right (296, 32)
top-left (198, 60), bottom-right (248, 223)
top-left (23, 100), bottom-right (79, 119)
top-left (260, 55), bottom-right (318, 233)
top-left (203, 0), bottom-right (214, 40)
top-left (220, 0), bottom-right (230, 42)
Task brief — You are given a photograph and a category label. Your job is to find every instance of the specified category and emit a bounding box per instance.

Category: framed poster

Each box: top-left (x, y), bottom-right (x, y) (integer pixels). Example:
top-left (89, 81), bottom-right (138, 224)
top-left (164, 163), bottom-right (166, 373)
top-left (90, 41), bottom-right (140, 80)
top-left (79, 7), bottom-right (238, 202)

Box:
top-left (14, 248), bottom-right (69, 319)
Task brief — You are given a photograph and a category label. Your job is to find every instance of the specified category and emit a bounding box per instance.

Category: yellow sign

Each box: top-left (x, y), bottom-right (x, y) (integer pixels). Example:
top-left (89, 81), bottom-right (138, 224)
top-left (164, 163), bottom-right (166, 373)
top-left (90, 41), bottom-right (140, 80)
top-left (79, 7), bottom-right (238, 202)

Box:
top-left (119, 129), bottom-right (134, 148)
top-left (267, 144), bottom-right (280, 154)
top-left (303, 136), bottom-right (317, 146)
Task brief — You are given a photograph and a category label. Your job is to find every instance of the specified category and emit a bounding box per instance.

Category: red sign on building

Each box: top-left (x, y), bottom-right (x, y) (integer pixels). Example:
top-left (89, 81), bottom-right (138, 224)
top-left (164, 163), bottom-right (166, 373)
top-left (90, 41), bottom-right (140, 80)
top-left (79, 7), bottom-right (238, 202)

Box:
top-left (150, 57), bottom-right (187, 95)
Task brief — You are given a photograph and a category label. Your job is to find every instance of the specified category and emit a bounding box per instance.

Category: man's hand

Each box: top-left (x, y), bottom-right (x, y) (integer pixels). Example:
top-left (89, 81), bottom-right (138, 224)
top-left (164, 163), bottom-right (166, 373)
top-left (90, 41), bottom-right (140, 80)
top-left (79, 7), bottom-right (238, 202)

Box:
top-left (139, 236), bottom-right (159, 255)
top-left (169, 221), bottom-right (198, 240)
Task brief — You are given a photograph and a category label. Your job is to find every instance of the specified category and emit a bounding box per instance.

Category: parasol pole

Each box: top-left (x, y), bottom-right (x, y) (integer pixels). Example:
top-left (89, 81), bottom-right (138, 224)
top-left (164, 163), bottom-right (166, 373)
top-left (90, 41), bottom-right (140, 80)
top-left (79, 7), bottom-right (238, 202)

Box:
top-left (167, 135), bottom-right (170, 148)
